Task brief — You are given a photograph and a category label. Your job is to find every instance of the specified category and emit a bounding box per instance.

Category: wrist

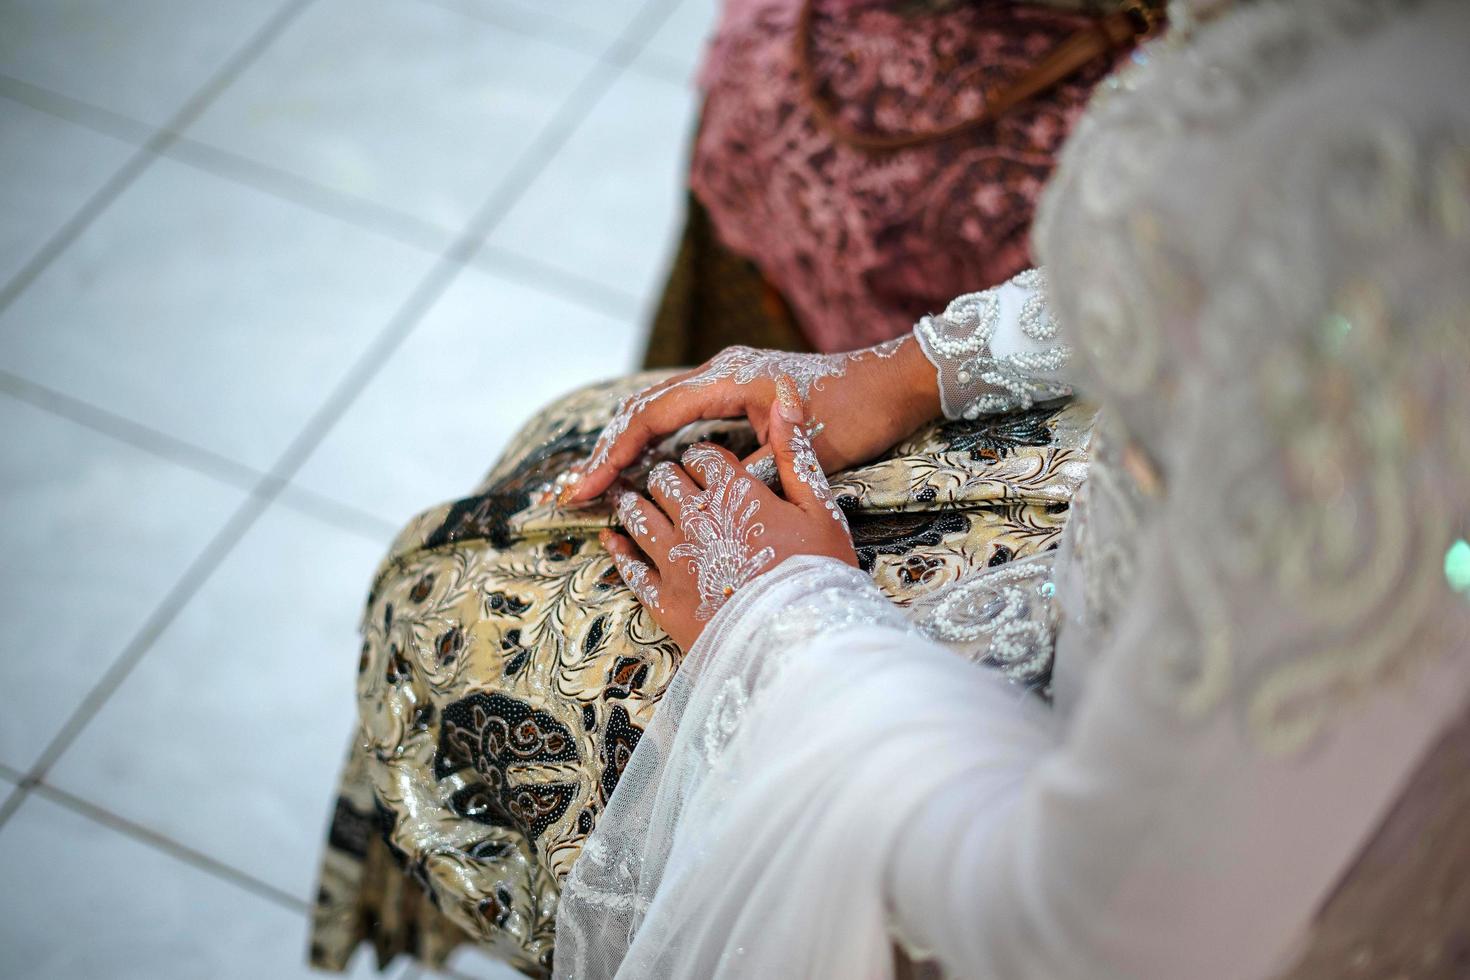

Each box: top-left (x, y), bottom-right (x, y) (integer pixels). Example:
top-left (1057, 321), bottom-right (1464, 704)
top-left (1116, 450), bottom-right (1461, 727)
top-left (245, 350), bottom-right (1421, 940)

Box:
top-left (886, 335), bottom-right (943, 430)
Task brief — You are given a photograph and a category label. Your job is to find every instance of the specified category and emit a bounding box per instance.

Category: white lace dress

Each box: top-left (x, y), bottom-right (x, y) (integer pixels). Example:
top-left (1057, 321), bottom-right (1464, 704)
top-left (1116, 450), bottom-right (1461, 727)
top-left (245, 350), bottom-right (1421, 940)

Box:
top-left (555, 1), bottom-right (1470, 976)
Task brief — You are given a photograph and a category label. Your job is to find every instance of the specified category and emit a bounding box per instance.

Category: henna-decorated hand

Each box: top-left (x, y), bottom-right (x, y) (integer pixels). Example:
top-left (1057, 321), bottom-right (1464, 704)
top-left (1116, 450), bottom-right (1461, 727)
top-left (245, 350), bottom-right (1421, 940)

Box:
top-left (600, 377), bottom-right (859, 650)
top-left (558, 336), bottom-right (941, 505)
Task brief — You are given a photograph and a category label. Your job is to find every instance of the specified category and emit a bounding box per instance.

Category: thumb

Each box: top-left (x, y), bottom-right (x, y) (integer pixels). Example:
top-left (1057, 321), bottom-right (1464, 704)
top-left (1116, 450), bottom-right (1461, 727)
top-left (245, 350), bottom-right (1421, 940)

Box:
top-left (768, 374), bottom-right (830, 514)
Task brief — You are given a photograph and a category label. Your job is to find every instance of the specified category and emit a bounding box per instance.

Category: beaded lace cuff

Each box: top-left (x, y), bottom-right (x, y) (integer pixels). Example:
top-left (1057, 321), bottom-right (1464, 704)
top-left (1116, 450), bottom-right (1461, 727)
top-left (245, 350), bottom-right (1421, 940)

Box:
top-left (913, 268), bottom-right (1073, 420)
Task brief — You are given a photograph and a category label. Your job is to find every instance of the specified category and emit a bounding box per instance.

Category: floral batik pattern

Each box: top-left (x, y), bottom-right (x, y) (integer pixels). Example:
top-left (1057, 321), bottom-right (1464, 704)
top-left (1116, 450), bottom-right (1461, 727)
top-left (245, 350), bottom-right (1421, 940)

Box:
top-left (311, 371), bottom-right (1093, 977)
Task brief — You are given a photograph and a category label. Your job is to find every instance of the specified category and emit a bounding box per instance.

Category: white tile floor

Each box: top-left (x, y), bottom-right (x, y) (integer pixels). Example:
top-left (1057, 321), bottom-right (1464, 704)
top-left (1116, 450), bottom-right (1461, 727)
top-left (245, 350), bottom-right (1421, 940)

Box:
top-left (0, 0), bottom-right (718, 976)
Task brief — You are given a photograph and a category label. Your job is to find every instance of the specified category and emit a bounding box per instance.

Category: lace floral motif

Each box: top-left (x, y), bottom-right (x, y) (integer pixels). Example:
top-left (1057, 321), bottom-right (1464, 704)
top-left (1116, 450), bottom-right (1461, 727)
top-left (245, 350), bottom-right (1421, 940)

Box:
top-left (693, 0), bottom-right (1129, 351)
top-left (913, 268), bottom-right (1073, 419)
top-left (911, 554), bottom-right (1060, 692)
top-left (703, 676), bottom-right (750, 767)
top-left (668, 446), bottom-right (778, 620)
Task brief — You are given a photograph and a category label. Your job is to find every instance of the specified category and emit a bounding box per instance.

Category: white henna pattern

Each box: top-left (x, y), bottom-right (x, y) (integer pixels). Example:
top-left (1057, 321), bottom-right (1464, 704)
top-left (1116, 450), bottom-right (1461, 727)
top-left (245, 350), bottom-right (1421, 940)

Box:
top-left (648, 462), bottom-right (684, 500)
top-left (668, 446), bottom-right (776, 620)
top-left (611, 550), bottom-right (661, 612)
top-left (787, 426), bottom-right (849, 531)
top-left (616, 492), bottom-right (649, 538)
top-left (744, 455), bottom-right (779, 486)
top-left (582, 343), bottom-right (892, 477)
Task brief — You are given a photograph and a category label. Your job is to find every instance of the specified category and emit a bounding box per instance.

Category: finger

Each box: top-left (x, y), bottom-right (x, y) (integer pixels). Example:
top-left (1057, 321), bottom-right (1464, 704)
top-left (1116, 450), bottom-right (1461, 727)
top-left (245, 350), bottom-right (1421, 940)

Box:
top-left (567, 372), bottom-right (751, 504)
top-left (740, 447), bottom-right (779, 488)
top-left (769, 375), bottom-right (847, 528)
top-left (740, 422), bottom-right (828, 489)
top-left (614, 490), bottom-right (674, 564)
top-left (600, 529), bottom-right (664, 613)
top-left (679, 442), bottom-right (745, 490)
top-left (646, 461), bottom-right (701, 519)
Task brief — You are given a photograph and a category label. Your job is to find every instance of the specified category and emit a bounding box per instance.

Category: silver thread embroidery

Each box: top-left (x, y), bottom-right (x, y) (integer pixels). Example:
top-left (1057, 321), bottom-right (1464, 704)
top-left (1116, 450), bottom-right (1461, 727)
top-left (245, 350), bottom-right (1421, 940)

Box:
top-left (668, 446), bottom-right (776, 620)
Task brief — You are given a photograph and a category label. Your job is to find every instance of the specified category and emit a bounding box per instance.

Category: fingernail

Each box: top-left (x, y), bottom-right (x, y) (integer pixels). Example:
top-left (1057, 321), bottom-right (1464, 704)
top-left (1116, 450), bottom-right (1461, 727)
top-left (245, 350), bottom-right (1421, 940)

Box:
top-left (775, 374), bottom-right (803, 423)
top-left (555, 467), bottom-right (584, 505)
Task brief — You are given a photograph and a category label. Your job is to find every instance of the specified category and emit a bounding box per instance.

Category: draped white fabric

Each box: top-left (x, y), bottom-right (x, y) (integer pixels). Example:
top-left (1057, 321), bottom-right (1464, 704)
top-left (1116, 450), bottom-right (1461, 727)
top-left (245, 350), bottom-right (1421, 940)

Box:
top-left (555, 557), bottom-right (1059, 979)
top-left (555, 0), bottom-right (1470, 976)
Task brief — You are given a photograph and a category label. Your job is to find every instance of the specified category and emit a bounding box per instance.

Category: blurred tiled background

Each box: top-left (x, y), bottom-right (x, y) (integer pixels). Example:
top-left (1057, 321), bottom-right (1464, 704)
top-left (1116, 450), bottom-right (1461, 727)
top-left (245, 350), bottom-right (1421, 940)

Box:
top-left (0, 0), bottom-right (716, 976)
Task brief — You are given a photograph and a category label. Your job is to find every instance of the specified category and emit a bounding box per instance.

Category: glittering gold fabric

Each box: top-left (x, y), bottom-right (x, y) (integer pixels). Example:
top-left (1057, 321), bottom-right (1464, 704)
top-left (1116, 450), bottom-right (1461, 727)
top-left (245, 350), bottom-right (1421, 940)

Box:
top-left (310, 373), bottom-right (1092, 976)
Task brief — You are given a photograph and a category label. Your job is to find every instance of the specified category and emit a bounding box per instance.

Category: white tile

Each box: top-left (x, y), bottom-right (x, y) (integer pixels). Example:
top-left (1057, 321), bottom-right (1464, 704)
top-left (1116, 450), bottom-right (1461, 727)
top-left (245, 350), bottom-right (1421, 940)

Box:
top-left (445, 946), bottom-right (532, 980)
top-left (0, 394), bottom-right (245, 771)
top-left (638, 0), bottom-right (721, 80)
top-left (483, 69), bottom-right (695, 309)
top-left (0, 156), bottom-right (434, 471)
top-left (48, 503), bottom-right (385, 903)
top-left (0, 794), bottom-right (395, 979)
top-left (0, 0), bottom-right (293, 128)
top-left (483, 0), bottom-right (646, 43)
top-left (294, 264), bottom-right (641, 523)
top-left (0, 97), bottom-right (135, 286)
top-left (185, 0), bottom-right (598, 232)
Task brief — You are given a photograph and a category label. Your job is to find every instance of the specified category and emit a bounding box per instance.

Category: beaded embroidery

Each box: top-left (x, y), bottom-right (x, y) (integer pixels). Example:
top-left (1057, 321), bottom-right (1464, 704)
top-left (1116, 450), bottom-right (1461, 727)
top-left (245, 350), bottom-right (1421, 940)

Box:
top-left (913, 268), bottom-right (1073, 420)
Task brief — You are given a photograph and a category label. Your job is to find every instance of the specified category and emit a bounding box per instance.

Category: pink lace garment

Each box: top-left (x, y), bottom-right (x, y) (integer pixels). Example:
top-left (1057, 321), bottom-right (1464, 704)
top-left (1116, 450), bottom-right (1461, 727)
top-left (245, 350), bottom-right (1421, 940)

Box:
top-left (691, 0), bottom-right (1133, 352)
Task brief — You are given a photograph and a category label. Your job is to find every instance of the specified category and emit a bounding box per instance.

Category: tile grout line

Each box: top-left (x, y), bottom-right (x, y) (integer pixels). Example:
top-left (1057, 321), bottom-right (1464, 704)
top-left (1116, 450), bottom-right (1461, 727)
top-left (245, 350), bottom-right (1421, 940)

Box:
top-left (0, 368), bottom-right (263, 491)
top-left (26, 781), bottom-right (310, 914)
top-left (409, 0), bottom-right (612, 61)
top-left (5, 491), bottom-right (277, 803)
top-left (259, 0), bottom-right (686, 490)
top-left (0, 0), bottom-right (329, 818)
top-left (1, 0), bottom-right (677, 820)
top-left (0, 77), bottom-right (648, 328)
top-left (0, 784), bottom-right (22, 828)
top-left (0, 371), bottom-right (399, 544)
top-left (0, 0), bottom-right (684, 911)
top-left (0, 73), bottom-right (156, 145)
top-left (0, 0), bottom-right (317, 317)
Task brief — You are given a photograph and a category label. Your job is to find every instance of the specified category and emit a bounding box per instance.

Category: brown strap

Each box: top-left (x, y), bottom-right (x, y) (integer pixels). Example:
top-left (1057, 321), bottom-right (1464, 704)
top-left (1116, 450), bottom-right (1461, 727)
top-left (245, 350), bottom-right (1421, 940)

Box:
top-left (795, 1), bottom-right (1160, 153)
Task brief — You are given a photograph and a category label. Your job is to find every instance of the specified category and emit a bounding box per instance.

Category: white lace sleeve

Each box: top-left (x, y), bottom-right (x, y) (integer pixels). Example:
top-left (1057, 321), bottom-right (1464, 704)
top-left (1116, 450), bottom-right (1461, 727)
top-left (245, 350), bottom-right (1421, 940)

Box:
top-left (913, 268), bottom-right (1074, 419)
top-left (554, 555), bottom-right (924, 980)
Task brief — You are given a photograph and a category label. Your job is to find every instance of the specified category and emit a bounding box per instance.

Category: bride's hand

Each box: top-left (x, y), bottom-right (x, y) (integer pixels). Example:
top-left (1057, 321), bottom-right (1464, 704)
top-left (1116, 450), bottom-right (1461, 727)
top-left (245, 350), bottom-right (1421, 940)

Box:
top-left (600, 380), bottom-right (859, 650)
top-left (560, 336), bottom-right (941, 505)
